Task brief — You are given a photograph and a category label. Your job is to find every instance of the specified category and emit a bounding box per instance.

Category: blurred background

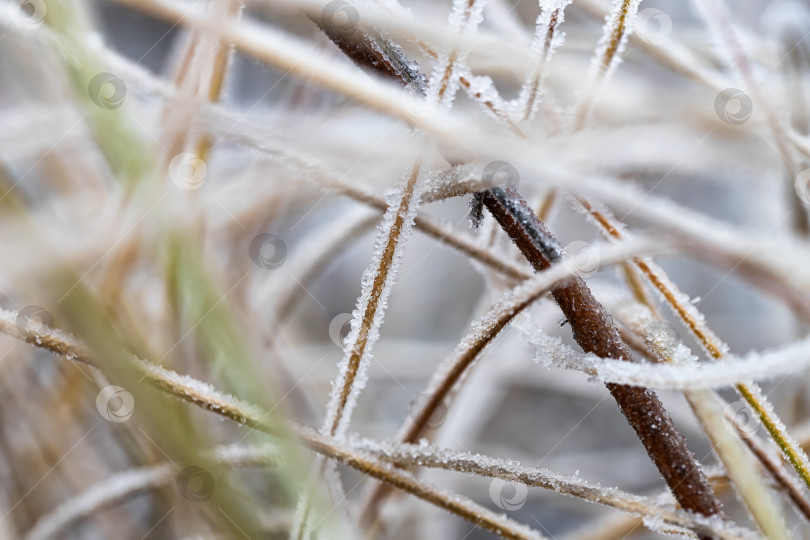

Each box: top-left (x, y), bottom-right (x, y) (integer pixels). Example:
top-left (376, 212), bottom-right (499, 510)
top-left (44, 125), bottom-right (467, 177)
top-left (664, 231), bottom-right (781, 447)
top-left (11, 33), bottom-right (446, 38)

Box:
top-left (1, 0), bottom-right (810, 538)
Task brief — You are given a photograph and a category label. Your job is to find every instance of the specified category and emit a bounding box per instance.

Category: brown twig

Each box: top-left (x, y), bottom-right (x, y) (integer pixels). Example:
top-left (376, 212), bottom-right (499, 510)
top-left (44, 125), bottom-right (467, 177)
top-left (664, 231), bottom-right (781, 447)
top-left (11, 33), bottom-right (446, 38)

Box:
top-left (577, 195), bottom-right (810, 511)
top-left (324, 160), bottom-right (423, 437)
top-left (474, 186), bottom-right (725, 524)
top-left (312, 11), bottom-right (426, 92)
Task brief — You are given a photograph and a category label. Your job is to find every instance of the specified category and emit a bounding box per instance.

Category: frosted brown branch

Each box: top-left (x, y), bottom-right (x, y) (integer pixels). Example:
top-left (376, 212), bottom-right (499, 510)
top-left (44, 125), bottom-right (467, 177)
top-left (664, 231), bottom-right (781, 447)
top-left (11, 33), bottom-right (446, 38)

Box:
top-left (474, 186), bottom-right (725, 526)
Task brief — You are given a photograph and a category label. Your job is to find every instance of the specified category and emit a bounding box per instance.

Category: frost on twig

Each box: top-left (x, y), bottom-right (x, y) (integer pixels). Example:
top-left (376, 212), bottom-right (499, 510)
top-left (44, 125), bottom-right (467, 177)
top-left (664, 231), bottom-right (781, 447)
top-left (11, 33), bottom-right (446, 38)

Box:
top-left (575, 0), bottom-right (642, 128)
top-left (575, 195), bottom-right (810, 497)
top-left (353, 438), bottom-right (755, 540)
top-left (476, 186), bottom-right (725, 523)
top-left (514, 0), bottom-right (573, 123)
top-left (527, 323), bottom-right (810, 389)
top-left (613, 301), bottom-right (790, 539)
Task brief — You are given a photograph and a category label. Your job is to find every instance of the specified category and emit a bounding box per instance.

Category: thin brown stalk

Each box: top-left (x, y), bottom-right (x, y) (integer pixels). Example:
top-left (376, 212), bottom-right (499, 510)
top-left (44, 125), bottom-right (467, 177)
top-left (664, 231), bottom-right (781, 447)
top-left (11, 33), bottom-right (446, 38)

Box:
top-left (319, 0), bottom-right (527, 134)
top-left (158, 0), bottom-right (240, 165)
top-left (596, 0), bottom-right (632, 79)
top-left (323, 159), bottom-right (421, 437)
top-left (731, 413), bottom-right (810, 522)
top-left (521, 7), bottom-right (563, 122)
top-left (358, 441), bottom-right (751, 540)
top-left (310, 8), bottom-right (722, 524)
top-left (574, 0), bottom-right (636, 129)
top-left (193, 0), bottom-right (242, 161)
top-left (293, 158), bottom-right (424, 538)
top-left (476, 186), bottom-right (725, 524)
top-left (458, 75), bottom-right (527, 137)
top-left (575, 0), bottom-right (728, 92)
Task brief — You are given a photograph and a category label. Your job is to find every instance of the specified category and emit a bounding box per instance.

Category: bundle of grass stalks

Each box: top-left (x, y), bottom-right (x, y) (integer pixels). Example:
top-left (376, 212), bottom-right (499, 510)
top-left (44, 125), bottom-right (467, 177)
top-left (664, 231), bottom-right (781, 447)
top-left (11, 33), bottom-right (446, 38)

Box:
top-left (2, 0), bottom-right (810, 538)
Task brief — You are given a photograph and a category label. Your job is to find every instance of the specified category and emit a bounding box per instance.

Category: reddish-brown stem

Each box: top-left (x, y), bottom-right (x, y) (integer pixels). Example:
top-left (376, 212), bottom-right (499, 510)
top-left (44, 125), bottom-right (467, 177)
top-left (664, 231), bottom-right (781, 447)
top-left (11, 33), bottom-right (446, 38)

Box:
top-left (474, 187), bottom-right (725, 524)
